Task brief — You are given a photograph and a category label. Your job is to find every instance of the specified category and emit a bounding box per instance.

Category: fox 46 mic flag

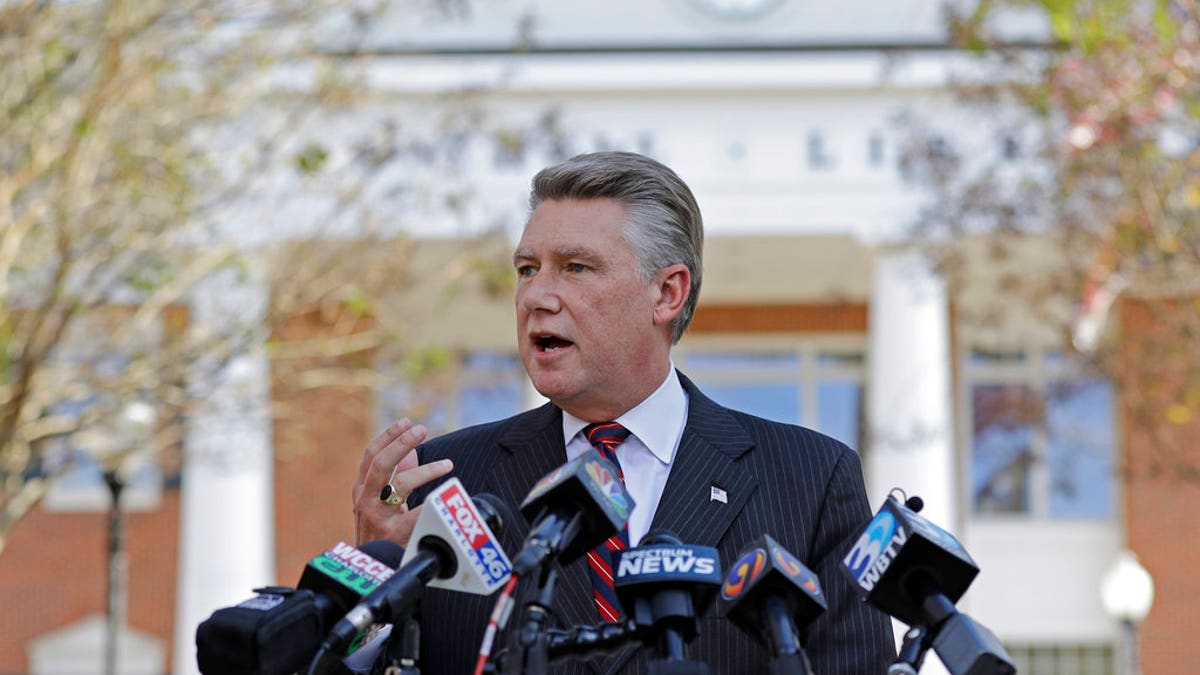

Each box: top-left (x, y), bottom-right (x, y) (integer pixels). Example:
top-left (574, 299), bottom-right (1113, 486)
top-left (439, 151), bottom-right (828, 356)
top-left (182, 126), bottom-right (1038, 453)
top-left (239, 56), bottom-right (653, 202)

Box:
top-left (400, 477), bottom-right (512, 595)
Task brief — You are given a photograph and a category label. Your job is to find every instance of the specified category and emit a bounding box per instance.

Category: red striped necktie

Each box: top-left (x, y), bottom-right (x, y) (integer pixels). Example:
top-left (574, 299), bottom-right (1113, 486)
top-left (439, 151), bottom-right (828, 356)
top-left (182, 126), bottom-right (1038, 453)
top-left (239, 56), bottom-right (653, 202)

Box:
top-left (583, 422), bottom-right (632, 622)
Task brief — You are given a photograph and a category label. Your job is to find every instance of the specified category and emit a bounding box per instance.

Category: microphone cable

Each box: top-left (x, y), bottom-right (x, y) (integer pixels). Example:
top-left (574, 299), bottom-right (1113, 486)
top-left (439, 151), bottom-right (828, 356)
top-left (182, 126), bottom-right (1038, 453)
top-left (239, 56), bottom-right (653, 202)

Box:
top-left (472, 573), bottom-right (521, 675)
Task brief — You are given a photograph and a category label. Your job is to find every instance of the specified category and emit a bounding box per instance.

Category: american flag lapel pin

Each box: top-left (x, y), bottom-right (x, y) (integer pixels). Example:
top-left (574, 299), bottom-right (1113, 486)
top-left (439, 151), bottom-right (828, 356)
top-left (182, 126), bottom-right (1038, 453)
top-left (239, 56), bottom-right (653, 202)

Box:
top-left (710, 485), bottom-right (728, 504)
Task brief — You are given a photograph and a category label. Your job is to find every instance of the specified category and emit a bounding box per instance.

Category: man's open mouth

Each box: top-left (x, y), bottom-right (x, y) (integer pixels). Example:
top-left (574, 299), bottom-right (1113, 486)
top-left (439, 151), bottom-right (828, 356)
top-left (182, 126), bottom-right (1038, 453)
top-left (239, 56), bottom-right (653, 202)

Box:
top-left (534, 334), bottom-right (574, 352)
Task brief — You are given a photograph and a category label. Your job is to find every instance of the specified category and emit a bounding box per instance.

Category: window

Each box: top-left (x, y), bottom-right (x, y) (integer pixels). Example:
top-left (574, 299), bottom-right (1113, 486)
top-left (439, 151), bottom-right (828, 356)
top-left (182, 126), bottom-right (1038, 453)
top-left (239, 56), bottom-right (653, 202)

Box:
top-left (1004, 643), bottom-right (1114, 675)
top-left (376, 351), bottom-right (527, 437)
top-left (376, 345), bottom-right (867, 449)
top-left (868, 132), bottom-right (886, 168)
top-left (964, 348), bottom-right (1116, 518)
top-left (806, 131), bottom-right (834, 170)
top-left (677, 344), bottom-right (865, 450)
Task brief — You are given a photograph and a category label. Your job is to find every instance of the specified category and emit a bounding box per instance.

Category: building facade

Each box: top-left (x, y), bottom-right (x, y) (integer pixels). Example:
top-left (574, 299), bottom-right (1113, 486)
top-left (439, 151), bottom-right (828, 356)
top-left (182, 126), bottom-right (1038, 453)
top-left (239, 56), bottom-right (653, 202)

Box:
top-left (1, 2), bottom-right (1194, 674)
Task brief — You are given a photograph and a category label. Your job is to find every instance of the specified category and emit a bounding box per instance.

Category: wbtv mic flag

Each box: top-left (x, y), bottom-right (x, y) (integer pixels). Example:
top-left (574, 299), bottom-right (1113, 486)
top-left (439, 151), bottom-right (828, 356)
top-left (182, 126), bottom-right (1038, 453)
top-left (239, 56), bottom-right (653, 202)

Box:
top-left (511, 448), bottom-right (635, 575)
top-left (720, 534), bottom-right (826, 672)
top-left (196, 540), bottom-right (405, 675)
top-left (840, 494), bottom-right (977, 627)
top-left (321, 478), bottom-right (513, 652)
top-left (842, 494), bottom-right (1015, 675)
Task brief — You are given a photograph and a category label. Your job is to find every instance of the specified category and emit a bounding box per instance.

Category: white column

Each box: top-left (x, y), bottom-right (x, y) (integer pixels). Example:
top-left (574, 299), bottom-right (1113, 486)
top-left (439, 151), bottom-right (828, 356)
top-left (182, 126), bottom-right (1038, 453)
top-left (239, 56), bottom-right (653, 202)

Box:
top-left (867, 249), bottom-right (957, 674)
top-left (173, 268), bottom-right (275, 675)
top-left (866, 248), bottom-right (956, 527)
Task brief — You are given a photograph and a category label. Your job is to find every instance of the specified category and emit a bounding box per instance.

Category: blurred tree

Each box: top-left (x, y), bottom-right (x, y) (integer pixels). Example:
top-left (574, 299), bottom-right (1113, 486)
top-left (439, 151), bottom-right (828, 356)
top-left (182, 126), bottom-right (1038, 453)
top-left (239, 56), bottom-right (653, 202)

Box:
top-left (899, 0), bottom-right (1200, 482)
top-left (0, 0), bottom-right (560, 553)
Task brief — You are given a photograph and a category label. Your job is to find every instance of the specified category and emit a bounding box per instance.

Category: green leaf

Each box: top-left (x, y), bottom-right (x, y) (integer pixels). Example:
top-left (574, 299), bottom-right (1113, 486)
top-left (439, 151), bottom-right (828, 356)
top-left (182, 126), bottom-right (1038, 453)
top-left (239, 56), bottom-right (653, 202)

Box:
top-left (345, 286), bottom-right (372, 318)
top-left (295, 143), bottom-right (328, 174)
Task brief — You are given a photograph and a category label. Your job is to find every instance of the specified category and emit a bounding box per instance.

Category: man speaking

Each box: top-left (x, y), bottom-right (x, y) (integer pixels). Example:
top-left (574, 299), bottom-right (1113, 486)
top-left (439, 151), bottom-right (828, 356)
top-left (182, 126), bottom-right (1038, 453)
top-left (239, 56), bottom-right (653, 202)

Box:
top-left (351, 151), bottom-right (895, 673)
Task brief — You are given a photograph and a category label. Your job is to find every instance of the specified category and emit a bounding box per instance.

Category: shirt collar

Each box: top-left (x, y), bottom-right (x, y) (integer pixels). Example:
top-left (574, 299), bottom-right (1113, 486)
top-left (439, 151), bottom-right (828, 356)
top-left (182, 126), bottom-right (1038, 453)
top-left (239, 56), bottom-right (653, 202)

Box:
top-left (562, 364), bottom-right (687, 465)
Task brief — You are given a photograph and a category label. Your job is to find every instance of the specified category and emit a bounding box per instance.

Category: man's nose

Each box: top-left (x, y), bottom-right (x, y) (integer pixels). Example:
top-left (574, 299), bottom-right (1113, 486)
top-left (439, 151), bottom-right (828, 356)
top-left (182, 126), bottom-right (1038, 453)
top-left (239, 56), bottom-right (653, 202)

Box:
top-left (519, 270), bottom-right (562, 313)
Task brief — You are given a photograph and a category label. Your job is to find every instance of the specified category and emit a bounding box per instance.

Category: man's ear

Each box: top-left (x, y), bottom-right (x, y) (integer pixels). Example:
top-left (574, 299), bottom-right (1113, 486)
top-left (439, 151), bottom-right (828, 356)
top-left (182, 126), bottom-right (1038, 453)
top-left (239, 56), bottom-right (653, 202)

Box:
top-left (652, 264), bottom-right (691, 328)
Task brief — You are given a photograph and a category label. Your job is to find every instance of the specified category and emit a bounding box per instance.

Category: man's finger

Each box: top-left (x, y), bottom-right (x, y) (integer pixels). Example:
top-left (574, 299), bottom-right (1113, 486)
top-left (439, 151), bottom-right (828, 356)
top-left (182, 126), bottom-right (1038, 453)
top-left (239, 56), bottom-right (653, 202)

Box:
top-left (358, 418), bottom-right (414, 478)
top-left (366, 424), bottom-right (428, 487)
top-left (388, 458), bottom-right (454, 505)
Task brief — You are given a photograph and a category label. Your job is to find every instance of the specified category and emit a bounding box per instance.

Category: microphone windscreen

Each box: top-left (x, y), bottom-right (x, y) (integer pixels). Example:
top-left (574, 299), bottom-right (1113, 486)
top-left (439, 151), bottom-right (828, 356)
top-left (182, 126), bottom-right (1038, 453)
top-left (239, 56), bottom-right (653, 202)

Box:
top-left (473, 492), bottom-right (513, 539)
top-left (841, 495), bottom-right (978, 626)
top-left (720, 534), bottom-right (827, 645)
top-left (296, 540), bottom-right (405, 610)
top-left (358, 539), bottom-right (407, 569)
top-left (519, 448), bottom-right (635, 564)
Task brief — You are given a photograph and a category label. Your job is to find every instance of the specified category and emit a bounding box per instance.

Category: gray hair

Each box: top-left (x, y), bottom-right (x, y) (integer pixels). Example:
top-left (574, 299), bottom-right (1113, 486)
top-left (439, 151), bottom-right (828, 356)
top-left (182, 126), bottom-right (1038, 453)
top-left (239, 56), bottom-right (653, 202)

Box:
top-left (528, 151), bottom-right (704, 344)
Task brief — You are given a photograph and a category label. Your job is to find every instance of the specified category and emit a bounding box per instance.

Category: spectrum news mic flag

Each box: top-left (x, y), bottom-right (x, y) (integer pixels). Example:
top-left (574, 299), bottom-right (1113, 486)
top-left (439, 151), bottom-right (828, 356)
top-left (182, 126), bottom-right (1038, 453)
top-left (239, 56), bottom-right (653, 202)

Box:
top-left (535, 532), bottom-right (722, 670)
top-left (841, 493), bottom-right (1015, 675)
top-left (720, 534), bottom-right (827, 675)
top-left (320, 478), bottom-right (513, 653)
top-left (613, 531), bottom-right (722, 671)
top-left (196, 539), bottom-right (405, 675)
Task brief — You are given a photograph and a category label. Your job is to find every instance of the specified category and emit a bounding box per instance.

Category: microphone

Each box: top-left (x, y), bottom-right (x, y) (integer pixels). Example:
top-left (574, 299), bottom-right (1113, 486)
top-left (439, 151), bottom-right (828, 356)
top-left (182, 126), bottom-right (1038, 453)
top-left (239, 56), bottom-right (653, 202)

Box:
top-left (841, 494), bottom-right (1015, 675)
top-left (511, 448), bottom-right (635, 575)
top-left (498, 451), bottom-right (636, 675)
top-left (195, 540), bottom-right (405, 675)
top-left (321, 478), bottom-right (513, 653)
top-left (719, 535), bottom-right (826, 675)
top-left (613, 531), bottom-right (722, 673)
top-left (297, 540), bottom-right (405, 601)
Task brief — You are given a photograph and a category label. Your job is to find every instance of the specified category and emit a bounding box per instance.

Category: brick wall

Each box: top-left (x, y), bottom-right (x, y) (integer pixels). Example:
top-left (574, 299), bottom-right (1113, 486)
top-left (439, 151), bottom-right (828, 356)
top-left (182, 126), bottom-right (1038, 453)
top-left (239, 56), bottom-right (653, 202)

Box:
top-left (1119, 298), bottom-right (1200, 675)
top-left (270, 309), bottom-right (376, 588)
top-left (0, 492), bottom-right (181, 674)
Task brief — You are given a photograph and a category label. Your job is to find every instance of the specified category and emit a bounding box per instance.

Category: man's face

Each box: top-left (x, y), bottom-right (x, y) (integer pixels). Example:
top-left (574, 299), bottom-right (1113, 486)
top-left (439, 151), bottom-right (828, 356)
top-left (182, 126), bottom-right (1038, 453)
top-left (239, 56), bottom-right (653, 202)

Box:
top-left (513, 198), bottom-right (680, 421)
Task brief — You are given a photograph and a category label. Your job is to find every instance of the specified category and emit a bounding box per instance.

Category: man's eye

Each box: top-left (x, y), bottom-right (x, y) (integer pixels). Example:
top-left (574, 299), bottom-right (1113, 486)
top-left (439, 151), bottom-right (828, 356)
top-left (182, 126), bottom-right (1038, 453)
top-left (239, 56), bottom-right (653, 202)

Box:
top-left (516, 265), bottom-right (536, 277)
top-left (566, 263), bottom-right (589, 273)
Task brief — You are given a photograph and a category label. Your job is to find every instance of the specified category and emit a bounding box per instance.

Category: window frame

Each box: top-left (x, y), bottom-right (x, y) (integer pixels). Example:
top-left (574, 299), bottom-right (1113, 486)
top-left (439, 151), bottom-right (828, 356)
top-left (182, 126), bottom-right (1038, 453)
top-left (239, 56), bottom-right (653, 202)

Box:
top-left (959, 344), bottom-right (1118, 521)
top-left (675, 333), bottom-right (868, 449)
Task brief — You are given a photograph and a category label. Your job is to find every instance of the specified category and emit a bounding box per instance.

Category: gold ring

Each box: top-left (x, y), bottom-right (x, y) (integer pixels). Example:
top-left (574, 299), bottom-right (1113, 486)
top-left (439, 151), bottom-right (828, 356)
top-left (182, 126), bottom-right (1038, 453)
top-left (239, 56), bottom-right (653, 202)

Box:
top-left (379, 483), bottom-right (403, 505)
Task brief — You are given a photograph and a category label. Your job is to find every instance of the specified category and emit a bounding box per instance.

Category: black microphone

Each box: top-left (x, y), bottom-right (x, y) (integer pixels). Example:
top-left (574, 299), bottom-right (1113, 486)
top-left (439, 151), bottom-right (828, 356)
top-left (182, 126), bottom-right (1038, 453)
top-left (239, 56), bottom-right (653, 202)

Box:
top-left (613, 531), bottom-right (722, 673)
top-left (195, 539), bottom-right (405, 675)
top-left (320, 479), bottom-right (513, 653)
top-left (842, 494), bottom-right (1015, 675)
top-left (719, 534), bottom-right (826, 675)
top-left (511, 448), bottom-right (635, 575)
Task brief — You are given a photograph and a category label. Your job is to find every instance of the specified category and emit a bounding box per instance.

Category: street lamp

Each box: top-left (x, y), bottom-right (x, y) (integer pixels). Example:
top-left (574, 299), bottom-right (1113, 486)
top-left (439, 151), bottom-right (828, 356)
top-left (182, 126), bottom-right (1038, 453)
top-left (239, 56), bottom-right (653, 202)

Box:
top-left (1100, 549), bottom-right (1154, 675)
top-left (79, 400), bottom-right (156, 675)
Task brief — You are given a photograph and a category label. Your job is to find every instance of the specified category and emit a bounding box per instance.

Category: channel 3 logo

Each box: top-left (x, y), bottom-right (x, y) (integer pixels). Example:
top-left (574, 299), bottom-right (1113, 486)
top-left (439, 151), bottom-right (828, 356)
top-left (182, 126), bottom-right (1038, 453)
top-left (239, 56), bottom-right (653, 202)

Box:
top-left (844, 511), bottom-right (896, 581)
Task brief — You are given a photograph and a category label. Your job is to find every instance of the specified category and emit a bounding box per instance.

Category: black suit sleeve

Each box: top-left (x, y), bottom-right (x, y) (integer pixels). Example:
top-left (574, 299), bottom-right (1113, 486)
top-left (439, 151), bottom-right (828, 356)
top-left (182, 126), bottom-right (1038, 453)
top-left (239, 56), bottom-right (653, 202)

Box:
top-left (803, 446), bottom-right (896, 674)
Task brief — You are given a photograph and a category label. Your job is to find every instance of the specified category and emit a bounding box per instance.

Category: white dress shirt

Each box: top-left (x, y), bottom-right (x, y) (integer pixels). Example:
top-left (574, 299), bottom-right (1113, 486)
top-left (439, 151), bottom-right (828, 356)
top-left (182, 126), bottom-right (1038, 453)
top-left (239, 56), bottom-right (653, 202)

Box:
top-left (561, 365), bottom-right (689, 546)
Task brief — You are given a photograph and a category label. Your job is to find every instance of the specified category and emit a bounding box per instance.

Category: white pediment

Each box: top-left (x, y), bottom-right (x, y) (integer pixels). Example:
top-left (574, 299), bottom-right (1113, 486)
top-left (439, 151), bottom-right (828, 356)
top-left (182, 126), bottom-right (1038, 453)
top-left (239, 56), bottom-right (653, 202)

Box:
top-left (28, 615), bottom-right (165, 675)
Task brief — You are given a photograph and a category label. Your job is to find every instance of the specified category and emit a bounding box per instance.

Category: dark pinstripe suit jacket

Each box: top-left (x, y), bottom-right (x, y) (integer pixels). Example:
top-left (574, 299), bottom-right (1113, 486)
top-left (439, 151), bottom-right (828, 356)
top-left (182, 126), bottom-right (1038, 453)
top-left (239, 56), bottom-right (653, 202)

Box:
top-left (404, 373), bottom-right (895, 674)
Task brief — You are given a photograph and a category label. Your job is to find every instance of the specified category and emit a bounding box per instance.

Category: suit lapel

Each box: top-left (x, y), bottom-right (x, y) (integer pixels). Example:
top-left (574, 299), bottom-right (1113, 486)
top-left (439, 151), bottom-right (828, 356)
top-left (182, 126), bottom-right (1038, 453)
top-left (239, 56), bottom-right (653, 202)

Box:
top-left (598, 374), bottom-right (759, 675)
top-left (487, 401), bottom-right (565, 533)
top-left (651, 373), bottom-right (757, 550)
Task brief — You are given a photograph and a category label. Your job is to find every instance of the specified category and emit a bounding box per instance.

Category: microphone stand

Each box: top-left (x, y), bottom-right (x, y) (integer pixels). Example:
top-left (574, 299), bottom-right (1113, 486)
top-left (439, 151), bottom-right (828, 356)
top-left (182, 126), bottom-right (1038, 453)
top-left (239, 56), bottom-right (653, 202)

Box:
top-left (760, 595), bottom-right (814, 675)
top-left (545, 620), bottom-right (640, 663)
top-left (887, 624), bottom-right (932, 675)
top-left (506, 566), bottom-right (560, 675)
top-left (391, 616), bottom-right (422, 675)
